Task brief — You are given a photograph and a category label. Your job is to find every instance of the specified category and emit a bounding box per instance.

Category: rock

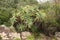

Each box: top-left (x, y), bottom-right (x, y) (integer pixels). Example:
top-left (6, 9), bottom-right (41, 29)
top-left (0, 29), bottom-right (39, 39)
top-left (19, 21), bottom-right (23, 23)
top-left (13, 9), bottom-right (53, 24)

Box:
top-left (0, 25), bottom-right (11, 33)
top-left (55, 32), bottom-right (60, 40)
top-left (9, 32), bottom-right (20, 39)
top-left (0, 25), bottom-right (20, 40)
top-left (40, 33), bottom-right (52, 40)
top-left (21, 31), bottom-right (31, 40)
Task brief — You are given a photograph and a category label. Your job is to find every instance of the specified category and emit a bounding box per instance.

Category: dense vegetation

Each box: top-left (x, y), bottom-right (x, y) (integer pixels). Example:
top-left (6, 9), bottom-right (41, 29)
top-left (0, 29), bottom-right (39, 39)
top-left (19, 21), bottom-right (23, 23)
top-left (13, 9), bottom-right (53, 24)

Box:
top-left (0, 0), bottom-right (60, 40)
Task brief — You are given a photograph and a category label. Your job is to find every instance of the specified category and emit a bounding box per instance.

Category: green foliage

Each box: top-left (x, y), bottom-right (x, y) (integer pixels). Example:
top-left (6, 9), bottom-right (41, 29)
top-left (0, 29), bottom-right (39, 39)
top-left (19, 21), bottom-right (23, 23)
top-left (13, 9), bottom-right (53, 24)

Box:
top-left (11, 3), bottom-right (60, 33)
top-left (0, 9), bottom-right (12, 25)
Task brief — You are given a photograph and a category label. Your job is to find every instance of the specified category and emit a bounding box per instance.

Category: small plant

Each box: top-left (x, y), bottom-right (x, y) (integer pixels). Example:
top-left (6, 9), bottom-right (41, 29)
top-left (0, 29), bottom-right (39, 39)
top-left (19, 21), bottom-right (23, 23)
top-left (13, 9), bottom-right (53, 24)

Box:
top-left (14, 38), bottom-right (20, 40)
top-left (0, 35), bottom-right (2, 40)
top-left (26, 35), bottom-right (34, 40)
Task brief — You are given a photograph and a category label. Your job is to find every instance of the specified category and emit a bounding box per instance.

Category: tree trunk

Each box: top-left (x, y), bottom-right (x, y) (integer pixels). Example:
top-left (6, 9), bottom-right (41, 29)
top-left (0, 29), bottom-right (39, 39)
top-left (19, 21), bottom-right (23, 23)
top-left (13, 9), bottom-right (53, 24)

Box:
top-left (33, 33), bottom-right (38, 40)
top-left (20, 32), bottom-right (23, 40)
top-left (34, 37), bottom-right (38, 40)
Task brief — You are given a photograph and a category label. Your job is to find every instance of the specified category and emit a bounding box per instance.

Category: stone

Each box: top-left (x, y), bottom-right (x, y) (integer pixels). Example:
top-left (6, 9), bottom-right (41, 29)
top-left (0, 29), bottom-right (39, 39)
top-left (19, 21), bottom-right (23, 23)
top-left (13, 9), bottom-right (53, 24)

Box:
top-left (55, 32), bottom-right (60, 40)
top-left (21, 31), bottom-right (31, 39)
